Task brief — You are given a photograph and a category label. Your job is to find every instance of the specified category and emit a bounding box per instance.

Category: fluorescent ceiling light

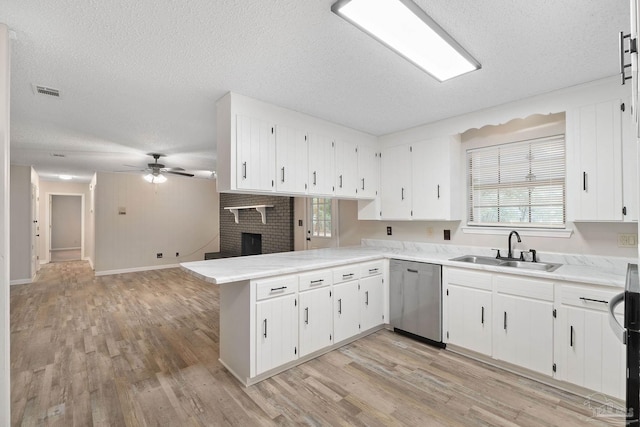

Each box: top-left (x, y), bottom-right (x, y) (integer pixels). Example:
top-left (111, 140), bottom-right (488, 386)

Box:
top-left (59, 175), bottom-right (73, 180)
top-left (332, 0), bottom-right (481, 81)
top-left (143, 173), bottom-right (167, 184)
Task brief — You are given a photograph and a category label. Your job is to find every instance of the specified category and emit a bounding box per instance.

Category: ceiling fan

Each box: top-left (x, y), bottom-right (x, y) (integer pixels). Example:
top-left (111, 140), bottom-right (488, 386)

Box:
top-left (137, 153), bottom-right (195, 183)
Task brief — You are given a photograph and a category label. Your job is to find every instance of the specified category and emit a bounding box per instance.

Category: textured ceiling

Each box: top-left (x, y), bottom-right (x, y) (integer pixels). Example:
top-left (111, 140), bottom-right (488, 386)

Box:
top-left (1, 0), bottom-right (631, 182)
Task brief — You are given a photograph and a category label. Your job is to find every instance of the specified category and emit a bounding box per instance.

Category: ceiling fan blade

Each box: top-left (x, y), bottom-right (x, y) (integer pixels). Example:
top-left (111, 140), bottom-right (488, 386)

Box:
top-left (114, 169), bottom-right (146, 173)
top-left (165, 167), bottom-right (186, 172)
top-left (166, 171), bottom-right (195, 177)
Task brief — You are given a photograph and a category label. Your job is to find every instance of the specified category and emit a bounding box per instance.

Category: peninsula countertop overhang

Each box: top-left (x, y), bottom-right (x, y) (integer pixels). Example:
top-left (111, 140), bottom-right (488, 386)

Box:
top-left (180, 246), bottom-right (632, 288)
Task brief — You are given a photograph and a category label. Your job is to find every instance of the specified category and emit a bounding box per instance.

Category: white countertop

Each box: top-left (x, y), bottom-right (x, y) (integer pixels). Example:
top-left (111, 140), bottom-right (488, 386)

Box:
top-left (181, 245), bottom-right (631, 288)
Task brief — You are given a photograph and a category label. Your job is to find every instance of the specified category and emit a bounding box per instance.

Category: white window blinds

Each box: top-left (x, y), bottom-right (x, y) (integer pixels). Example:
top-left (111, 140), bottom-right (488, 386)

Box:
top-left (467, 134), bottom-right (566, 228)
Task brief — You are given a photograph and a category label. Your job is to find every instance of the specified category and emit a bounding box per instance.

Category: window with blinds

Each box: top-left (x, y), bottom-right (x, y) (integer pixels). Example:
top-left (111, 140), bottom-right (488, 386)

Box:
top-left (467, 134), bottom-right (566, 228)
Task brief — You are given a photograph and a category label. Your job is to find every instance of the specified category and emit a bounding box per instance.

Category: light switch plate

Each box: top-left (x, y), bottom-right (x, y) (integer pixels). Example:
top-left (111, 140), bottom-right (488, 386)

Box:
top-left (618, 233), bottom-right (638, 248)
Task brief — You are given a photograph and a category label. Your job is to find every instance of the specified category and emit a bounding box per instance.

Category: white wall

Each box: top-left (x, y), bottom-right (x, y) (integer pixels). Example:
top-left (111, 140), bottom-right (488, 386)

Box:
top-left (9, 165), bottom-right (31, 282)
top-left (86, 174), bottom-right (96, 268)
top-left (38, 180), bottom-right (92, 265)
top-left (0, 22), bottom-right (11, 427)
top-left (95, 172), bottom-right (219, 274)
top-left (51, 195), bottom-right (82, 250)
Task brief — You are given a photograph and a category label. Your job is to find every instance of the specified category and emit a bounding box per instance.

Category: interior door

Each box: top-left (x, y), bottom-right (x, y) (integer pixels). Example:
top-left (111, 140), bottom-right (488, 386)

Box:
top-left (31, 184), bottom-right (39, 276)
top-left (306, 197), bottom-right (338, 249)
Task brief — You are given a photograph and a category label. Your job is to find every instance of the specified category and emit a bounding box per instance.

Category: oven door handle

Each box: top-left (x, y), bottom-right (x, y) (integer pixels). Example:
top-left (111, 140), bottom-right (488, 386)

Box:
top-left (608, 291), bottom-right (627, 345)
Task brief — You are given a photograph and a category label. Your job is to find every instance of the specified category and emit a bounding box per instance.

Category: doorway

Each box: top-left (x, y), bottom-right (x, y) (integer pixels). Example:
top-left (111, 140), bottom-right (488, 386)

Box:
top-left (49, 194), bottom-right (83, 262)
top-left (306, 197), bottom-right (339, 249)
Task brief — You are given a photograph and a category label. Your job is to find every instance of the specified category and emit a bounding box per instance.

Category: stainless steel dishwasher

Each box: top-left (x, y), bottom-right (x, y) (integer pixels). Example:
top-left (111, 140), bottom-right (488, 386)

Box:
top-left (389, 259), bottom-right (444, 347)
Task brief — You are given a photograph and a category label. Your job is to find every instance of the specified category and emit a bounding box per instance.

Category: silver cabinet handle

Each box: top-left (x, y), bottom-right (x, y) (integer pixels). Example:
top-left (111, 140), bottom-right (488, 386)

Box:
top-left (281, 167), bottom-right (285, 183)
top-left (583, 172), bottom-right (587, 192)
top-left (365, 291), bottom-right (369, 306)
top-left (481, 306), bottom-right (484, 324)
top-left (305, 307), bottom-right (309, 324)
top-left (270, 286), bottom-right (287, 292)
top-left (503, 312), bottom-right (507, 331)
top-left (342, 273), bottom-right (354, 280)
top-left (242, 161), bottom-right (247, 179)
top-left (310, 279), bottom-right (324, 285)
top-left (437, 184), bottom-right (440, 199)
top-left (401, 187), bottom-right (405, 200)
top-left (339, 175), bottom-right (343, 188)
top-left (313, 171), bottom-right (317, 185)
top-left (338, 298), bottom-right (342, 314)
top-left (263, 319), bottom-right (267, 338)
top-left (608, 292), bottom-right (626, 344)
top-left (361, 178), bottom-right (365, 190)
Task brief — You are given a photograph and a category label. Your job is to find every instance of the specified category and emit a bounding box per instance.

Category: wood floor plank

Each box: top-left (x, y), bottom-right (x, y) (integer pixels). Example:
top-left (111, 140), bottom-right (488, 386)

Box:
top-left (11, 261), bottom-right (624, 426)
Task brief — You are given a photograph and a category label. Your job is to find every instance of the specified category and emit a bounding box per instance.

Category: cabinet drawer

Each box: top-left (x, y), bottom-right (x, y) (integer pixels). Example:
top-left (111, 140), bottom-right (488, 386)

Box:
top-left (299, 269), bottom-right (333, 291)
top-left (495, 274), bottom-right (554, 301)
top-left (561, 284), bottom-right (623, 314)
top-left (333, 265), bottom-right (360, 284)
top-left (446, 268), bottom-right (492, 291)
top-left (360, 261), bottom-right (384, 277)
top-left (255, 275), bottom-right (298, 301)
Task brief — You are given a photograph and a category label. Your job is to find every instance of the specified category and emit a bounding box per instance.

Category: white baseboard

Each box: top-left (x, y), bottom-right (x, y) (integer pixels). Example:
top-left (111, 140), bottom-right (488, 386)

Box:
top-left (51, 247), bottom-right (81, 251)
top-left (39, 260), bottom-right (47, 265)
top-left (95, 263), bottom-right (180, 276)
top-left (10, 278), bottom-right (32, 286)
top-left (83, 257), bottom-right (94, 270)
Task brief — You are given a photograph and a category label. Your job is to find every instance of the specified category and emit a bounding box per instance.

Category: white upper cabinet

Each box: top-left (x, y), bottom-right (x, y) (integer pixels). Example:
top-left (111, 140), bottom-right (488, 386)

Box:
top-left (380, 144), bottom-right (412, 219)
top-left (567, 99), bottom-right (624, 221)
top-left (275, 125), bottom-right (308, 194)
top-left (622, 98), bottom-right (638, 221)
top-left (335, 140), bottom-right (359, 198)
top-left (357, 144), bottom-right (380, 199)
top-left (236, 115), bottom-right (276, 192)
top-left (307, 133), bottom-right (335, 196)
top-left (411, 136), bottom-right (461, 220)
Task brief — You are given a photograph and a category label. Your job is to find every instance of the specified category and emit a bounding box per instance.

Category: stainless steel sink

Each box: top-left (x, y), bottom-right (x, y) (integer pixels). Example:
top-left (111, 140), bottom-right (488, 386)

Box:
top-left (449, 255), bottom-right (503, 266)
top-left (450, 255), bottom-right (562, 272)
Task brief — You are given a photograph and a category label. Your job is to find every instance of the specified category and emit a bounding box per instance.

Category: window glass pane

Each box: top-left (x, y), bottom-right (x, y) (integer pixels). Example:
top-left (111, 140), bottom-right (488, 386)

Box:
top-left (467, 135), bottom-right (565, 228)
top-left (311, 198), bottom-right (333, 237)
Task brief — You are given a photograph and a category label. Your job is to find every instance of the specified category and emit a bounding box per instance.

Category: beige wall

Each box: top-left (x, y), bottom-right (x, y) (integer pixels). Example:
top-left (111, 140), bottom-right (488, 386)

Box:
top-left (9, 165), bottom-right (31, 281)
top-left (38, 180), bottom-right (92, 265)
top-left (86, 174), bottom-right (96, 268)
top-left (95, 172), bottom-right (219, 274)
top-left (51, 195), bottom-right (82, 250)
top-left (0, 23), bottom-right (10, 427)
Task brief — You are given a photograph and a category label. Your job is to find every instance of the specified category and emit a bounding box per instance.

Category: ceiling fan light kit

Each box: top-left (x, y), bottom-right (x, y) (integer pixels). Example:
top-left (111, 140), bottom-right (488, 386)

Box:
top-left (143, 173), bottom-right (167, 184)
top-left (331, 0), bottom-right (481, 81)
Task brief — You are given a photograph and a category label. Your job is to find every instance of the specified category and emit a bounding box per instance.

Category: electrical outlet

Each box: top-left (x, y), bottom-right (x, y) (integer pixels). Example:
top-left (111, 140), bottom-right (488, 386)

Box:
top-left (157, 253), bottom-right (163, 259)
top-left (386, 226), bottom-right (392, 236)
top-left (444, 230), bottom-right (451, 240)
top-left (618, 233), bottom-right (638, 248)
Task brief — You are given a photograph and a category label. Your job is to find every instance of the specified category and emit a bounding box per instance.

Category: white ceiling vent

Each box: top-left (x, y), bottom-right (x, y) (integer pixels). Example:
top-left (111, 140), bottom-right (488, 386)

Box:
top-left (32, 84), bottom-right (61, 98)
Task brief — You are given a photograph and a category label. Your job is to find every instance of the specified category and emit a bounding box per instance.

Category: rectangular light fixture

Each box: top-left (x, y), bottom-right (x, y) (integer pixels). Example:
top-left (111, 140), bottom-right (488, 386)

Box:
top-left (331, 0), bottom-right (481, 82)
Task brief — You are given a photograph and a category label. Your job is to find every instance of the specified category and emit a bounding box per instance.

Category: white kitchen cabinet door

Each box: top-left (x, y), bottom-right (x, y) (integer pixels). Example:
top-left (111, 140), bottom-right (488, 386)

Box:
top-left (299, 286), bottom-right (333, 357)
top-left (411, 136), bottom-right (461, 220)
top-left (562, 307), bottom-right (625, 400)
top-left (335, 140), bottom-right (359, 198)
top-left (571, 99), bottom-right (624, 221)
top-left (446, 285), bottom-right (492, 356)
top-left (333, 280), bottom-right (360, 343)
top-left (493, 294), bottom-right (553, 376)
top-left (308, 133), bottom-right (335, 196)
top-left (359, 274), bottom-right (384, 331)
top-left (236, 115), bottom-right (276, 192)
top-left (357, 144), bottom-right (380, 199)
top-left (256, 294), bottom-right (298, 375)
top-left (380, 144), bottom-right (412, 219)
top-left (622, 97), bottom-right (638, 221)
top-left (275, 125), bottom-right (308, 194)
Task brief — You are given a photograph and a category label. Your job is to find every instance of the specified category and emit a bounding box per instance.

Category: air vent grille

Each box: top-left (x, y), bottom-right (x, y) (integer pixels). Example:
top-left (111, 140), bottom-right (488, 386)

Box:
top-left (32, 84), bottom-right (60, 98)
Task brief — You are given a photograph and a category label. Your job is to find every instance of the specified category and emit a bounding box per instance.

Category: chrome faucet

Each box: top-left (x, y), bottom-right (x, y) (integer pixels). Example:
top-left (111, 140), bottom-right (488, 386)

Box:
top-left (508, 230), bottom-right (521, 259)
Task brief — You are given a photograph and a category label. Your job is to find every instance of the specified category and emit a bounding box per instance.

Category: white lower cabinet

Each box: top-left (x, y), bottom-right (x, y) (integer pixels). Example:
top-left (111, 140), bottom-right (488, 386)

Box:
top-left (445, 269), bottom-right (493, 356)
top-left (333, 280), bottom-right (361, 343)
top-left (299, 286), bottom-right (333, 357)
top-left (556, 284), bottom-right (625, 399)
top-left (359, 273), bottom-right (384, 331)
top-left (256, 293), bottom-right (299, 375)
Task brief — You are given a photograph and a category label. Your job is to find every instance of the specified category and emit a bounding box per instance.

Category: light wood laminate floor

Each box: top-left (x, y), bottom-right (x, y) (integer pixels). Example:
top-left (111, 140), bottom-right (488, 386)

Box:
top-left (11, 261), bottom-right (623, 426)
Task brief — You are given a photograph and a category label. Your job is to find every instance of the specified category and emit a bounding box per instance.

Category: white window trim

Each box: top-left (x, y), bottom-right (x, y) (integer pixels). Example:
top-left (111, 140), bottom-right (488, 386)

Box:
top-left (461, 226), bottom-right (573, 238)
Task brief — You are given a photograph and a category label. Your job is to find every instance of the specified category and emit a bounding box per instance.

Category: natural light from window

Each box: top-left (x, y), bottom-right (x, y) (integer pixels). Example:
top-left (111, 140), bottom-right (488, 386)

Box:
top-left (311, 198), bottom-right (333, 238)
